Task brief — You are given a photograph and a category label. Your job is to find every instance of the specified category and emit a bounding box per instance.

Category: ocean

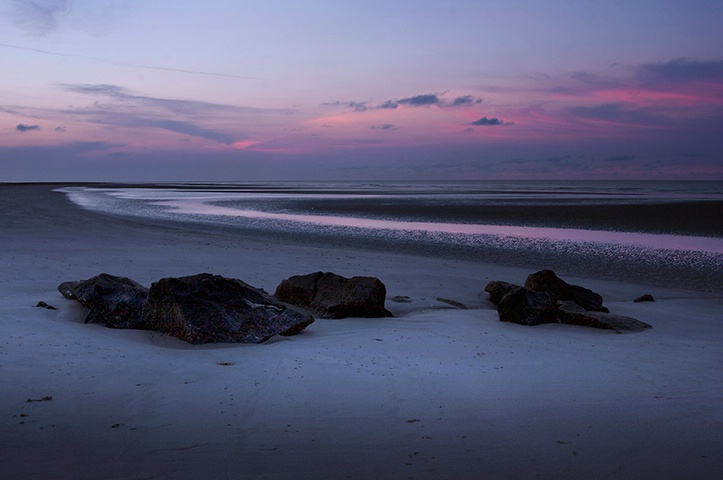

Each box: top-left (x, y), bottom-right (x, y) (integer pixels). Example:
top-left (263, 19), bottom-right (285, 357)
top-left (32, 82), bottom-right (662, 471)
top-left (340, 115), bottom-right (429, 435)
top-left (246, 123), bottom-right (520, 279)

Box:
top-left (58, 180), bottom-right (723, 291)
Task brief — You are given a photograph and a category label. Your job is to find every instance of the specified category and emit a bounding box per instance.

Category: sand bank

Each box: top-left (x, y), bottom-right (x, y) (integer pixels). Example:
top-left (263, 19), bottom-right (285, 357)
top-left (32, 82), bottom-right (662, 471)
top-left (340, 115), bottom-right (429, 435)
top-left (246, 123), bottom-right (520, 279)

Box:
top-left (1, 185), bottom-right (721, 479)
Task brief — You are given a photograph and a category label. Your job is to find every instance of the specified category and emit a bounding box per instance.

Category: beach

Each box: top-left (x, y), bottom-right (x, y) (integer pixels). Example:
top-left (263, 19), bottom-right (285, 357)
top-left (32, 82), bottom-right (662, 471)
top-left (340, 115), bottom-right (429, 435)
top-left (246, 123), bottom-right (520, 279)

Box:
top-left (1, 184), bottom-right (721, 479)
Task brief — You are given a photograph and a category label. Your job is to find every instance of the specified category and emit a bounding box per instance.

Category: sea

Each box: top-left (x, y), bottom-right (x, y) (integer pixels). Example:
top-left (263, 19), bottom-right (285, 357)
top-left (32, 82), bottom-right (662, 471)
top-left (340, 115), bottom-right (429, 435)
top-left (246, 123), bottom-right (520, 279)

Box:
top-left (58, 180), bottom-right (723, 291)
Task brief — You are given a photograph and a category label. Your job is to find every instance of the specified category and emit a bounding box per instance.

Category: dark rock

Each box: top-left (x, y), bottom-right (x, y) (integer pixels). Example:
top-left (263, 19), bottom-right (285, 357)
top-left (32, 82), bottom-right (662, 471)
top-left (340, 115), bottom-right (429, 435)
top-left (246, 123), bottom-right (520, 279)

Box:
top-left (524, 270), bottom-right (608, 312)
top-left (496, 286), bottom-right (557, 326)
top-left (35, 301), bottom-right (56, 310)
top-left (389, 295), bottom-right (412, 303)
top-left (143, 273), bottom-right (314, 344)
top-left (484, 281), bottom-right (521, 305)
top-left (633, 294), bottom-right (655, 303)
top-left (275, 271), bottom-right (391, 319)
top-left (57, 273), bottom-right (148, 329)
top-left (558, 301), bottom-right (652, 333)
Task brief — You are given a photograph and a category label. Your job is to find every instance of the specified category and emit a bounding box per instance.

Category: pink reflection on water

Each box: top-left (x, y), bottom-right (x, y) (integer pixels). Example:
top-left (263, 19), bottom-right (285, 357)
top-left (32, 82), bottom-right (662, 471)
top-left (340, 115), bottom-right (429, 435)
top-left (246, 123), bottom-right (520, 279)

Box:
top-left (160, 199), bottom-right (723, 254)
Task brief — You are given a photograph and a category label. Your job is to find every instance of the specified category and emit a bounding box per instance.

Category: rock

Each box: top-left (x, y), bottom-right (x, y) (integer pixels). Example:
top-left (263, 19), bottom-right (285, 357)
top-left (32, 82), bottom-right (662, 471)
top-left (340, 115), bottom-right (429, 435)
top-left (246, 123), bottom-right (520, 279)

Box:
top-left (143, 273), bottom-right (314, 344)
top-left (58, 273), bottom-right (148, 329)
top-left (496, 286), bottom-right (557, 326)
top-left (274, 271), bottom-right (391, 319)
top-left (35, 301), bottom-right (56, 310)
top-left (389, 295), bottom-right (412, 303)
top-left (634, 294), bottom-right (655, 303)
top-left (558, 301), bottom-right (652, 333)
top-left (484, 281), bottom-right (521, 305)
top-left (524, 270), bottom-right (608, 312)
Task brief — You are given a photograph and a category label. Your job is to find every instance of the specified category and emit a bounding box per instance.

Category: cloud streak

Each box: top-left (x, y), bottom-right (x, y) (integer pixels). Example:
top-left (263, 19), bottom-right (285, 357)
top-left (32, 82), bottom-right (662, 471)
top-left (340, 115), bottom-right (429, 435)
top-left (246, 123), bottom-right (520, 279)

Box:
top-left (59, 83), bottom-right (280, 116)
top-left (323, 92), bottom-right (483, 112)
top-left (53, 83), bottom-right (288, 145)
top-left (135, 120), bottom-right (238, 145)
top-left (0, 42), bottom-right (266, 80)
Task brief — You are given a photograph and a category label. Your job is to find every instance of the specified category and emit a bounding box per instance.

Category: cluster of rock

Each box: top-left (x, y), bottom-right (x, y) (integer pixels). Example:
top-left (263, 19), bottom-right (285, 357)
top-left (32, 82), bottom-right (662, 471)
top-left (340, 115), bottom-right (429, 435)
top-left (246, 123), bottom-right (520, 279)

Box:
top-left (58, 271), bottom-right (389, 344)
top-left (58, 268), bottom-right (653, 344)
top-left (485, 270), bottom-right (652, 333)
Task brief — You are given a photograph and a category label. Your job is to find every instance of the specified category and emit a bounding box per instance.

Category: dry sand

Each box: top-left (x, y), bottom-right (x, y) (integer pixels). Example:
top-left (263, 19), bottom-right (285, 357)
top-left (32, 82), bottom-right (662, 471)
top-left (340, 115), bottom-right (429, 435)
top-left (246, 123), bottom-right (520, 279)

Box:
top-left (1, 185), bottom-right (721, 479)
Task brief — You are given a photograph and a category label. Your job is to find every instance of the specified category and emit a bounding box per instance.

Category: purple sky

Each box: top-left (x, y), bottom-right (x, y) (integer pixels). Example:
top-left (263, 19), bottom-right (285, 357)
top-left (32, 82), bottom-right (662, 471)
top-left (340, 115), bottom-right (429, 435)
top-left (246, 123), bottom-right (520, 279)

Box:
top-left (2, 0), bottom-right (722, 181)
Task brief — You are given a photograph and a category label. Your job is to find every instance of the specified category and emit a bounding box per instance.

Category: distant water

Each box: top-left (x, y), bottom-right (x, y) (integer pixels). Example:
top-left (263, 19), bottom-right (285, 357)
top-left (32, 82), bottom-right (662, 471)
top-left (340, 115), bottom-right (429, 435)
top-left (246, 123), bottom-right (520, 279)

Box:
top-left (58, 181), bottom-right (723, 291)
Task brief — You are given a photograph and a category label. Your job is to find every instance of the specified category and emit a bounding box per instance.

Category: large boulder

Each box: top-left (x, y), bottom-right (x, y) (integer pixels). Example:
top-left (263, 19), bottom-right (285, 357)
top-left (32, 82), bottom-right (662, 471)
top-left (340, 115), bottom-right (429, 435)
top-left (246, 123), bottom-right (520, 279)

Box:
top-left (58, 273), bottom-right (148, 329)
top-left (484, 281), bottom-right (521, 305)
top-left (274, 271), bottom-right (391, 319)
top-left (143, 273), bottom-right (314, 344)
top-left (524, 270), bottom-right (608, 312)
top-left (496, 286), bottom-right (557, 326)
top-left (557, 301), bottom-right (652, 333)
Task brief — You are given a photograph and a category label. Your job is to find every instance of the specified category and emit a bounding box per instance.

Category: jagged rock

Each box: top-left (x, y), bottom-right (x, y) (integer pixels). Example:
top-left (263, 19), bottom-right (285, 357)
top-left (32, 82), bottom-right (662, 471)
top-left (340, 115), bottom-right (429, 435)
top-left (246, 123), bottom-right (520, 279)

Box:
top-left (496, 286), bottom-right (557, 326)
top-left (35, 301), bottom-right (56, 310)
top-left (58, 273), bottom-right (148, 328)
top-left (275, 271), bottom-right (391, 319)
top-left (558, 301), bottom-right (652, 333)
top-left (634, 294), bottom-right (655, 303)
top-left (484, 281), bottom-right (521, 305)
top-left (143, 273), bottom-right (314, 344)
top-left (524, 269), bottom-right (608, 312)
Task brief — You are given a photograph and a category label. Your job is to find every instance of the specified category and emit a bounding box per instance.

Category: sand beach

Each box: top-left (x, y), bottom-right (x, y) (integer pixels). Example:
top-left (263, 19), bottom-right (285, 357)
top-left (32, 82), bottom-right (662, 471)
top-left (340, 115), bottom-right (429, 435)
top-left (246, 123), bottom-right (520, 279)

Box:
top-left (1, 184), bottom-right (721, 479)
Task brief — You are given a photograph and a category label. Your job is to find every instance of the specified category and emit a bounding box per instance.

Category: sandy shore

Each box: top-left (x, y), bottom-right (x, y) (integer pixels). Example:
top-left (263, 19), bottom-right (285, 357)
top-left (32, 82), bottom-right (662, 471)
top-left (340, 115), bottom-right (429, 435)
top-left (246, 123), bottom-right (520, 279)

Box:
top-left (1, 184), bottom-right (721, 479)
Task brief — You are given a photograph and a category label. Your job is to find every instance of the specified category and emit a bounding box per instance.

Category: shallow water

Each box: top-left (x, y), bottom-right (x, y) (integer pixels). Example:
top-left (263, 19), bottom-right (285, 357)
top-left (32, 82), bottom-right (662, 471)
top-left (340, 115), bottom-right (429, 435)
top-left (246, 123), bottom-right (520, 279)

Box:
top-left (57, 181), bottom-right (723, 291)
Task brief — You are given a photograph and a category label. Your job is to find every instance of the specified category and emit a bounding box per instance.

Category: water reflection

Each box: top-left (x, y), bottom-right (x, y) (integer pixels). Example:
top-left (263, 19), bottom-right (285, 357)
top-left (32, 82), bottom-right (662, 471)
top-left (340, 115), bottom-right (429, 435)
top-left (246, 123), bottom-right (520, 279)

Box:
top-left (158, 198), bottom-right (723, 254)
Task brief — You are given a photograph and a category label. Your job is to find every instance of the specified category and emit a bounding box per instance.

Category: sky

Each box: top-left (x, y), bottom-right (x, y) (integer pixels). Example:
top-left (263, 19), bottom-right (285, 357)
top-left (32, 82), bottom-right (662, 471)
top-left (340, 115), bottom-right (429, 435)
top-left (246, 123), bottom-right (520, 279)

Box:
top-left (1, 0), bottom-right (723, 182)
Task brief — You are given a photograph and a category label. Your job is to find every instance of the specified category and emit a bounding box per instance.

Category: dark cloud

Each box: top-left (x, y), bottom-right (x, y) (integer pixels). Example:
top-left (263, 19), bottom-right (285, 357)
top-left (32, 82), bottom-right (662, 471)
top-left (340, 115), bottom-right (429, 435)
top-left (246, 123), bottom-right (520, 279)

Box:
top-left (16, 123), bottom-right (40, 132)
top-left (321, 101), bottom-right (369, 112)
top-left (379, 100), bottom-right (398, 109)
top-left (371, 124), bottom-right (396, 130)
top-left (397, 94), bottom-right (440, 106)
top-left (349, 101), bottom-right (368, 112)
top-left (325, 92), bottom-right (484, 112)
top-left (637, 58), bottom-right (723, 83)
top-left (54, 126), bottom-right (66, 132)
top-left (451, 95), bottom-right (483, 106)
top-left (469, 117), bottom-right (504, 126)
